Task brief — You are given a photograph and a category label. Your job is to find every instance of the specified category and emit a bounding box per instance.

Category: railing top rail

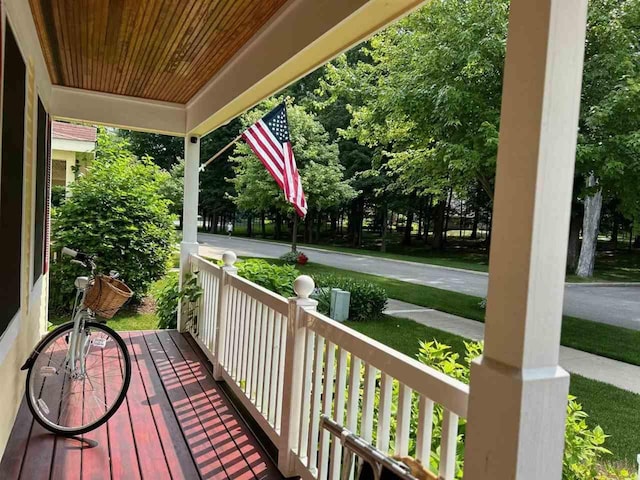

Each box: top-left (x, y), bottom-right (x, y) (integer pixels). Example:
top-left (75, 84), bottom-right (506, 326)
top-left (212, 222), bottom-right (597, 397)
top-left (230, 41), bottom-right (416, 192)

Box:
top-left (303, 309), bottom-right (469, 417)
top-left (189, 254), bottom-right (223, 276)
top-left (228, 273), bottom-right (289, 316)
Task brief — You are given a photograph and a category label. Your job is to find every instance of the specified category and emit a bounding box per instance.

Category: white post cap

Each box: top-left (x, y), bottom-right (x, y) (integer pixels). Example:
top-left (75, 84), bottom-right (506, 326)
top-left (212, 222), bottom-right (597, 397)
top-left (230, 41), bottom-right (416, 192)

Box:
top-left (222, 250), bottom-right (237, 266)
top-left (294, 275), bottom-right (315, 299)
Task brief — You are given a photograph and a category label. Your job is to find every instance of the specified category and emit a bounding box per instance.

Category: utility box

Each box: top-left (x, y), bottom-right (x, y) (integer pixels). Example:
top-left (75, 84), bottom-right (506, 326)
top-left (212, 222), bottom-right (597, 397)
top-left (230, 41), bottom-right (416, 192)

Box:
top-left (330, 288), bottom-right (350, 322)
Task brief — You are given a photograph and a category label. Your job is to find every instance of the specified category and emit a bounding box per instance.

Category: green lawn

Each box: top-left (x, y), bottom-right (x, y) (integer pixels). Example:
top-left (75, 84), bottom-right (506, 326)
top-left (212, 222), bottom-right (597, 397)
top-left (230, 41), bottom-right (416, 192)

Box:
top-left (48, 273), bottom-right (177, 331)
top-left (347, 315), bottom-right (640, 465)
top-left (241, 259), bottom-right (640, 367)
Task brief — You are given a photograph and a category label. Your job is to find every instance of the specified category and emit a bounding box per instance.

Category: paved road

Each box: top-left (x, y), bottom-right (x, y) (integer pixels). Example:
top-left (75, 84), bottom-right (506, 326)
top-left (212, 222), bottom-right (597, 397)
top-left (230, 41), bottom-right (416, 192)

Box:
top-left (198, 234), bottom-right (640, 330)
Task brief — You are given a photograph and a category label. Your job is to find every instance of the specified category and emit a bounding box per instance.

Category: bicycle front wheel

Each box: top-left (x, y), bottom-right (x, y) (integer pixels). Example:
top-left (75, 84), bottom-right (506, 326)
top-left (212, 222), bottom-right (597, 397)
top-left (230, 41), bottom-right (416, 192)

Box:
top-left (25, 322), bottom-right (131, 436)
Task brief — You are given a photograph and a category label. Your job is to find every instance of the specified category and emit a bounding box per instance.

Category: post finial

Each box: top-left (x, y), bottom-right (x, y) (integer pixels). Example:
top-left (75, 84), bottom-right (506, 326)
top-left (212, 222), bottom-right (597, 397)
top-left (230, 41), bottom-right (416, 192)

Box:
top-left (222, 251), bottom-right (237, 266)
top-left (294, 275), bottom-right (314, 299)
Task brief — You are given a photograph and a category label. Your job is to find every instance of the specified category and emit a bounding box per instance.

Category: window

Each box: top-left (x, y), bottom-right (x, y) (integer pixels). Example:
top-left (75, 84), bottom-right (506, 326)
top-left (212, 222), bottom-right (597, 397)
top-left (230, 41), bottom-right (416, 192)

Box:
top-left (33, 98), bottom-right (49, 284)
top-left (0, 23), bottom-right (27, 333)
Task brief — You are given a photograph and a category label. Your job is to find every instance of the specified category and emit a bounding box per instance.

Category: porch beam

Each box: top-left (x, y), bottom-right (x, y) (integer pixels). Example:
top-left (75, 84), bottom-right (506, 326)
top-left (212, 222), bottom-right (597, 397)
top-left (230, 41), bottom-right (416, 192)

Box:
top-left (186, 0), bottom-right (423, 136)
top-left (464, 0), bottom-right (588, 478)
top-left (178, 135), bottom-right (200, 332)
top-left (49, 86), bottom-right (186, 136)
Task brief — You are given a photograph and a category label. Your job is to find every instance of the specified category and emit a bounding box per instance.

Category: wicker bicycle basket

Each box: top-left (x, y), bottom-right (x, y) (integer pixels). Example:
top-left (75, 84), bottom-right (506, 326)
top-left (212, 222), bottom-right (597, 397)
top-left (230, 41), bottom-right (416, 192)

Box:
top-left (85, 275), bottom-right (133, 319)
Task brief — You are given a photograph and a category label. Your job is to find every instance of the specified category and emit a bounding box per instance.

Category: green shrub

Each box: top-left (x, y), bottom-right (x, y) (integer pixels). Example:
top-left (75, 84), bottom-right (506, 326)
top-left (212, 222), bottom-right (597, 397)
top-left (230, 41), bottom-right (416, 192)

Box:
top-left (49, 129), bottom-right (176, 313)
top-left (156, 274), bottom-right (180, 329)
top-left (279, 251), bottom-right (300, 265)
top-left (51, 185), bottom-right (66, 207)
top-left (313, 274), bottom-right (387, 321)
top-left (368, 340), bottom-right (622, 479)
top-left (156, 273), bottom-right (202, 330)
top-left (235, 259), bottom-right (298, 297)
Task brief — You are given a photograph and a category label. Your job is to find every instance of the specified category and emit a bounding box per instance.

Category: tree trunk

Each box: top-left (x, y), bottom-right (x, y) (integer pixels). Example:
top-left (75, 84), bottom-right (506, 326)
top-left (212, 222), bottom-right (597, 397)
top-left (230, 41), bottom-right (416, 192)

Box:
top-left (275, 212), bottom-right (282, 240)
top-left (432, 201), bottom-right (446, 250)
top-left (381, 207), bottom-right (388, 253)
top-left (611, 213), bottom-right (619, 250)
top-left (566, 207), bottom-right (582, 272)
top-left (423, 196), bottom-right (432, 245)
top-left (576, 175), bottom-right (603, 277)
top-left (471, 209), bottom-right (479, 240)
top-left (349, 199), bottom-right (363, 247)
top-left (292, 215), bottom-right (298, 252)
top-left (304, 213), bottom-right (313, 243)
top-left (246, 214), bottom-right (253, 237)
top-left (212, 213), bottom-right (218, 233)
top-left (316, 215), bottom-right (322, 243)
top-left (330, 213), bottom-right (338, 239)
top-left (402, 207), bottom-right (414, 246)
top-left (443, 188), bottom-right (453, 244)
top-left (261, 212), bottom-right (266, 237)
top-left (417, 204), bottom-right (423, 239)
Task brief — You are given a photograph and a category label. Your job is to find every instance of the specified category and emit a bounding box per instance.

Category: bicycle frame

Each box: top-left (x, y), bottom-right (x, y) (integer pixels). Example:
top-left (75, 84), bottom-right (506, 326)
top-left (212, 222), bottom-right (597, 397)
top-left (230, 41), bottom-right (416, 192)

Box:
top-left (66, 285), bottom-right (94, 377)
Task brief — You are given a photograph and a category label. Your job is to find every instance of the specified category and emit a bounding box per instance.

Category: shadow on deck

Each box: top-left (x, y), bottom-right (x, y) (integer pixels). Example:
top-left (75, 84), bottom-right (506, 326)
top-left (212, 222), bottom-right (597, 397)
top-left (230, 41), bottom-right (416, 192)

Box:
top-left (0, 330), bottom-right (283, 479)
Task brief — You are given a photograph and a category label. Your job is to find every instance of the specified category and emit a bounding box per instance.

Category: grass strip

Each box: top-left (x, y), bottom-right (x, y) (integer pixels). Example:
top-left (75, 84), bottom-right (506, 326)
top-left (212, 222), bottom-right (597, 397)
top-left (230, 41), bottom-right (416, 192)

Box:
top-left (265, 260), bottom-right (640, 367)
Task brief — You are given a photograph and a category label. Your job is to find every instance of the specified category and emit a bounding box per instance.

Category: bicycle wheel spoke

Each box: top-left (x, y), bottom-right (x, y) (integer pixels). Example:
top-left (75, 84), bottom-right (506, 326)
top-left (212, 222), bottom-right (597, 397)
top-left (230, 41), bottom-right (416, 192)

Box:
top-left (28, 324), bottom-right (130, 433)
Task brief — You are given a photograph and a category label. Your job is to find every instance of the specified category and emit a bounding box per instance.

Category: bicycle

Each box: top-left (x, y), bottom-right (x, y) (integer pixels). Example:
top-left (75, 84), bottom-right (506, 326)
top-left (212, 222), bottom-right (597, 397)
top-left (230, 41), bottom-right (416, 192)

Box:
top-left (21, 247), bottom-right (133, 436)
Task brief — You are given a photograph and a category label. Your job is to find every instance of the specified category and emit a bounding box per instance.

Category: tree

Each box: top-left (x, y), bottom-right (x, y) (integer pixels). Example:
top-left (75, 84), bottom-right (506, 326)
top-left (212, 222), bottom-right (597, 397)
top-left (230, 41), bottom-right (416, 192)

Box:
top-left (574, 0), bottom-right (640, 276)
top-left (318, 1), bottom-right (507, 249)
top-left (121, 131), bottom-right (183, 171)
top-left (230, 98), bottom-right (355, 246)
top-left (49, 128), bottom-right (176, 312)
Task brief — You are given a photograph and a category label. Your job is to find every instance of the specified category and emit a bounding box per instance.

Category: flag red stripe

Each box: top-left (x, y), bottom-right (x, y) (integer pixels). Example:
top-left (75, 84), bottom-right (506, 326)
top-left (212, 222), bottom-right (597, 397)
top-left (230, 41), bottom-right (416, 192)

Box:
top-left (254, 121), bottom-right (285, 169)
top-left (246, 123), bottom-right (285, 171)
top-left (242, 130), bottom-right (285, 189)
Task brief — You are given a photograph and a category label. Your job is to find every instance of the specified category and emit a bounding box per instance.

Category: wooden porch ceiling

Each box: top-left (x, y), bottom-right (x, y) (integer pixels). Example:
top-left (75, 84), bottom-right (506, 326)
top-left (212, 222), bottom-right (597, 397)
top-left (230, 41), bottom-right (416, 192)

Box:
top-left (28, 0), bottom-right (289, 104)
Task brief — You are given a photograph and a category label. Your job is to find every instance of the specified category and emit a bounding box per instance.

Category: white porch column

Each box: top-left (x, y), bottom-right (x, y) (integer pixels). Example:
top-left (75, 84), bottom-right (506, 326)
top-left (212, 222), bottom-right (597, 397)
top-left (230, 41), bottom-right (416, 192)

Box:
top-left (464, 0), bottom-right (588, 479)
top-left (178, 135), bottom-right (200, 332)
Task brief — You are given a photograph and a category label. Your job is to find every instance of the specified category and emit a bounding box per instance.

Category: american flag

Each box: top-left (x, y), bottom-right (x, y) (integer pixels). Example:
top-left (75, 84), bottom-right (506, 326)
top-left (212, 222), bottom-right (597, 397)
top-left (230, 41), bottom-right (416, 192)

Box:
top-left (242, 103), bottom-right (307, 217)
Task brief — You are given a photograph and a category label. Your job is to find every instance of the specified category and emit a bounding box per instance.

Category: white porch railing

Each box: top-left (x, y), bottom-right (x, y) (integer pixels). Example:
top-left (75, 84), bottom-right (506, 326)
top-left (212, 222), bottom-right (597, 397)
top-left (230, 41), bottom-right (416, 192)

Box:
top-left (188, 253), bottom-right (469, 480)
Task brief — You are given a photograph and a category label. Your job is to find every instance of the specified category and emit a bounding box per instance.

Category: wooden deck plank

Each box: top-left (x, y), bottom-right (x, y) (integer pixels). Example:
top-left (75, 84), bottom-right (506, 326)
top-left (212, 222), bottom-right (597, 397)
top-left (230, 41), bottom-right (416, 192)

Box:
top-left (127, 331), bottom-right (201, 480)
top-left (145, 331), bottom-right (229, 479)
top-left (1, 330), bottom-right (282, 480)
top-left (20, 344), bottom-right (67, 480)
top-left (0, 399), bottom-right (33, 480)
top-left (158, 331), bottom-right (256, 479)
top-left (178, 332), bottom-right (283, 480)
top-left (122, 331), bottom-right (172, 480)
top-left (80, 346), bottom-right (111, 480)
top-left (104, 332), bottom-right (142, 480)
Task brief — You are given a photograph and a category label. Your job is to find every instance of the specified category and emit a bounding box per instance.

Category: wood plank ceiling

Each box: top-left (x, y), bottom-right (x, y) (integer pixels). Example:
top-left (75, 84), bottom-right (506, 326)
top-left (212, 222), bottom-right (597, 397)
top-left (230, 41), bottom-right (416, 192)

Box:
top-left (29, 0), bottom-right (289, 104)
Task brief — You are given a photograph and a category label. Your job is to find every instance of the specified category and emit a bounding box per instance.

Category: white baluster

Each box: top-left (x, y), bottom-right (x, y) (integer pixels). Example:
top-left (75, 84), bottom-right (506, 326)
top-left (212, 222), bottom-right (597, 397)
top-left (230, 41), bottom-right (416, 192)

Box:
top-left (278, 275), bottom-right (317, 477)
top-left (395, 384), bottom-right (412, 456)
top-left (439, 410), bottom-right (459, 480)
top-left (329, 347), bottom-right (348, 480)
top-left (376, 373), bottom-right (393, 453)
top-left (416, 395), bottom-right (434, 464)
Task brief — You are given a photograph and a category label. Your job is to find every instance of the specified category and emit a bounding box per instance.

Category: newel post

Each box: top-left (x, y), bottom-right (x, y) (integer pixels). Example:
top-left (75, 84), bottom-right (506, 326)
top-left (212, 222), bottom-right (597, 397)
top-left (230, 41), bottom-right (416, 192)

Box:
top-left (278, 275), bottom-right (317, 476)
top-left (213, 251), bottom-right (237, 381)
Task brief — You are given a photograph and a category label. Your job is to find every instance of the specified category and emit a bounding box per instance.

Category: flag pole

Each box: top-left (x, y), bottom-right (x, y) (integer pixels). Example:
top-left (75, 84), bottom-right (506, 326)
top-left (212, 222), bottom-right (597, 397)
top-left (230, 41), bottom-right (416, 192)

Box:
top-left (199, 133), bottom-right (243, 172)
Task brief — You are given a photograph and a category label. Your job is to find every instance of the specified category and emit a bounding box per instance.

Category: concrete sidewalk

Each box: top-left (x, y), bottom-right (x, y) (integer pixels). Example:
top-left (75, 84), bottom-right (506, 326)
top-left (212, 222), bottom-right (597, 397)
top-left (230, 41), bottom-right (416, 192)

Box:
top-left (385, 299), bottom-right (640, 394)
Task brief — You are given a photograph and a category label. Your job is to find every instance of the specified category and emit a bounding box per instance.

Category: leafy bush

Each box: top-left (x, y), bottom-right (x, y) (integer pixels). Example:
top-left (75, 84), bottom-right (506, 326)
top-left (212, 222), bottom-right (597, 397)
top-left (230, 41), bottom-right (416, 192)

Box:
top-left (279, 250), bottom-right (310, 265)
top-left (51, 185), bottom-right (66, 207)
top-left (49, 130), bottom-right (176, 312)
top-left (156, 274), bottom-right (180, 329)
top-left (236, 259), bottom-right (298, 297)
top-left (368, 340), bottom-right (620, 479)
top-left (156, 273), bottom-right (202, 329)
top-left (313, 274), bottom-right (387, 321)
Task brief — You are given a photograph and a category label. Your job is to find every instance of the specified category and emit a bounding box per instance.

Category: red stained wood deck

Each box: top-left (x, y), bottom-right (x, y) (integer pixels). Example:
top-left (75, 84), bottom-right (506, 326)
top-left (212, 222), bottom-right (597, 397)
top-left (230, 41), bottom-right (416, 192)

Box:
top-left (0, 331), bottom-right (283, 480)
